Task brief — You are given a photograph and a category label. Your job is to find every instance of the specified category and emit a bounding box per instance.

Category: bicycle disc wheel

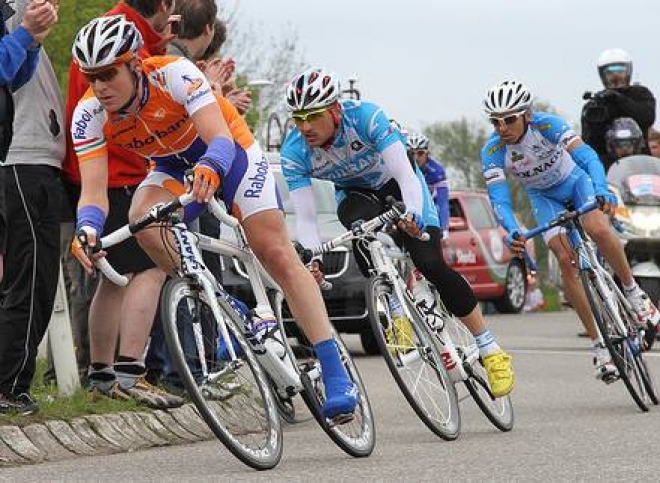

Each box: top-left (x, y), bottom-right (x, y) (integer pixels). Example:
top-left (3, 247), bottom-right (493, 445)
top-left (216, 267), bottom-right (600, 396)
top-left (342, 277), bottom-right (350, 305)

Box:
top-left (366, 275), bottom-right (460, 440)
top-left (298, 325), bottom-right (376, 458)
top-left (580, 271), bottom-right (653, 412)
top-left (161, 277), bottom-right (283, 469)
top-left (441, 311), bottom-right (514, 432)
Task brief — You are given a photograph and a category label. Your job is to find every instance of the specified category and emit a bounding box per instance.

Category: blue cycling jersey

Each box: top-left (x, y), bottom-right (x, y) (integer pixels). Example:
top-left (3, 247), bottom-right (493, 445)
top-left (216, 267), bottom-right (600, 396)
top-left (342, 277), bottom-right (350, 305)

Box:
top-left (281, 99), bottom-right (439, 227)
top-left (480, 111), bottom-right (607, 234)
top-left (421, 157), bottom-right (449, 229)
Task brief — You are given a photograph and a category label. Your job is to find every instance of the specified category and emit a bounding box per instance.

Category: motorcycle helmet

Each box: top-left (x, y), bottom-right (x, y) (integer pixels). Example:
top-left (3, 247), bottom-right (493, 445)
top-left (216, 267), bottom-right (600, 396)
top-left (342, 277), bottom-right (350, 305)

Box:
top-left (605, 117), bottom-right (643, 160)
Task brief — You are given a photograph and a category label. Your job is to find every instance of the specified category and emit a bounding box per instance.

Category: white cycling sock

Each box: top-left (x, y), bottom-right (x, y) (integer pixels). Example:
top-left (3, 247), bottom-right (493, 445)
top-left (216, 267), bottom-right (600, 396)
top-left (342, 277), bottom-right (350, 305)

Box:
top-left (475, 329), bottom-right (500, 357)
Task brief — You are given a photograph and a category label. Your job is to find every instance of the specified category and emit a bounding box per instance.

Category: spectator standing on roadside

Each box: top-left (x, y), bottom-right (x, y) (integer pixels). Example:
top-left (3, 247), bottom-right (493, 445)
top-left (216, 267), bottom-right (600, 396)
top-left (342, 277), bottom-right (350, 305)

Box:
top-left (0, 0), bottom-right (58, 415)
top-left (62, 0), bottom-right (183, 409)
top-left (647, 127), bottom-right (660, 158)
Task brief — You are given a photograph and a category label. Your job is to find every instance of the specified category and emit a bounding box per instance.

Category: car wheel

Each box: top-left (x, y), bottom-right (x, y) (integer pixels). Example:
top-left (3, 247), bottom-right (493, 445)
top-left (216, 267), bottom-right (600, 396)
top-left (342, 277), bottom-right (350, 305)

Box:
top-left (493, 260), bottom-right (527, 314)
top-left (360, 329), bottom-right (381, 355)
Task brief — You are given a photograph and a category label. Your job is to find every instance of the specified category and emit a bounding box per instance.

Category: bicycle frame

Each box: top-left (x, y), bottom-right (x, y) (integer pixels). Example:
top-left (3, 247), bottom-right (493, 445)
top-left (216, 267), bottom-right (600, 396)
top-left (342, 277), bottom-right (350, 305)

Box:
top-left (97, 194), bottom-right (309, 398)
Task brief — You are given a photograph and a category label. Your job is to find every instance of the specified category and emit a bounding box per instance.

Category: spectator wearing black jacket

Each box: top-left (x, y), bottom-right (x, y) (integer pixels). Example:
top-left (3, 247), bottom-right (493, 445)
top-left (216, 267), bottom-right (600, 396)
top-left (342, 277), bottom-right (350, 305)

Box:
top-left (581, 48), bottom-right (656, 172)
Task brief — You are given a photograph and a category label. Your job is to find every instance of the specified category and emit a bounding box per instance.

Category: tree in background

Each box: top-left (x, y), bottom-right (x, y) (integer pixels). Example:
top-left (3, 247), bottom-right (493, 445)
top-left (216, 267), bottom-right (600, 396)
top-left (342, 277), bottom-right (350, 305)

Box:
top-left (44, 0), bottom-right (116, 94)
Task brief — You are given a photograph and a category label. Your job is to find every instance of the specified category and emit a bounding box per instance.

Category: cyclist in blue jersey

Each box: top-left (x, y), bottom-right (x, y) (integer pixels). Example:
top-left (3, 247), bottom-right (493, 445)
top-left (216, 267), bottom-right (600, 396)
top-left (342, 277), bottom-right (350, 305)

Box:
top-left (406, 132), bottom-right (450, 240)
top-left (281, 68), bottom-right (514, 397)
top-left (480, 80), bottom-right (660, 381)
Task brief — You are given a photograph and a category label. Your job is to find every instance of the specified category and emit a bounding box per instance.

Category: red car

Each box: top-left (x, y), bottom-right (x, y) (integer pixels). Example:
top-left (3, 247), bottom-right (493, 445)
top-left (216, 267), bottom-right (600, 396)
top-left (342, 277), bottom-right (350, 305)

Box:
top-left (444, 190), bottom-right (531, 313)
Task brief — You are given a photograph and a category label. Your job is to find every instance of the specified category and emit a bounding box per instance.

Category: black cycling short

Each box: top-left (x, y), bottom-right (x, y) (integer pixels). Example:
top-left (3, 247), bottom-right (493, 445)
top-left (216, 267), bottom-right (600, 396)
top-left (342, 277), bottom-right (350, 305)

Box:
top-left (336, 179), bottom-right (477, 318)
top-left (64, 181), bottom-right (155, 275)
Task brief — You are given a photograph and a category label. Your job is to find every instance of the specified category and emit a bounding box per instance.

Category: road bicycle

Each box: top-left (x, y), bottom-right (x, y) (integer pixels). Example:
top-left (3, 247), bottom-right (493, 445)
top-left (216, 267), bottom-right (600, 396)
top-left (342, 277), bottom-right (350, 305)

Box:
top-left (520, 199), bottom-right (658, 412)
top-left (93, 192), bottom-right (376, 469)
top-left (303, 200), bottom-right (514, 439)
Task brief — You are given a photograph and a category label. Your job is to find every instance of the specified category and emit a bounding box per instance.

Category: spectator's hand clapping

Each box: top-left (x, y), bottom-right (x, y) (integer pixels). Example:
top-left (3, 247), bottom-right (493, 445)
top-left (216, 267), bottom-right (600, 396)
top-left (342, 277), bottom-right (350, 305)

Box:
top-left (22, 0), bottom-right (58, 45)
top-left (203, 58), bottom-right (236, 92)
top-left (225, 88), bottom-right (252, 114)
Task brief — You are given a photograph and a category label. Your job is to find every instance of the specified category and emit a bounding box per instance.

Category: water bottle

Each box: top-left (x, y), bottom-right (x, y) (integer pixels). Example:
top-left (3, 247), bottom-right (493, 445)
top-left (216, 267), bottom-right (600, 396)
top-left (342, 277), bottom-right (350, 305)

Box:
top-left (250, 305), bottom-right (287, 360)
top-left (217, 294), bottom-right (250, 360)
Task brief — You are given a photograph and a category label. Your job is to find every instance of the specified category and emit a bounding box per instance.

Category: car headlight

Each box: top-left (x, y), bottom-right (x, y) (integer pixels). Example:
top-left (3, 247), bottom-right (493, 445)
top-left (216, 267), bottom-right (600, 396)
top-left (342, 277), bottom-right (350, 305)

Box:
top-left (628, 210), bottom-right (660, 237)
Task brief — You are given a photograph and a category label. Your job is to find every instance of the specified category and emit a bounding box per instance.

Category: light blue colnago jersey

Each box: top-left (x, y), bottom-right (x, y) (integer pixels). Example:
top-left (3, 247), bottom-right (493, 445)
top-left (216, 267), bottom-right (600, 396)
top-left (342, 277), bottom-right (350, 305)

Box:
top-left (281, 99), bottom-right (439, 227)
top-left (481, 112), bottom-right (583, 232)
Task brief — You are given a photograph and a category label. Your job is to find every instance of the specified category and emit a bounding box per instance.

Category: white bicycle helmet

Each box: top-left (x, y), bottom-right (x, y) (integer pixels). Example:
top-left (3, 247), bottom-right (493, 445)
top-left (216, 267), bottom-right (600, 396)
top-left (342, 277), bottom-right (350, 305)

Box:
top-left (406, 132), bottom-right (430, 151)
top-left (483, 80), bottom-right (533, 116)
top-left (597, 48), bottom-right (632, 87)
top-left (72, 15), bottom-right (143, 72)
top-left (286, 68), bottom-right (341, 112)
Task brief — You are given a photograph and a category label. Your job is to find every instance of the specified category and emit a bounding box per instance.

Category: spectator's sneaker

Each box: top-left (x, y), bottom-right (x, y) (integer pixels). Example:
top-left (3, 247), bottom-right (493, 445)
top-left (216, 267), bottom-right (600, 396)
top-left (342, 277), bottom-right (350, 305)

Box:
top-left (625, 287), bottom-right (660, 326)
top-left (0, 393), bottom-right (38, 415)
top-left (482, 350), bottom-right (515, 397)
top-left (88, 380), bottom-right (132, 402)
top-left (593, 345), bottom-right (618, 383)
top-left (322, 378), bottom-right (359, 421)
top-left (122, 375), bottom-right (185, 409)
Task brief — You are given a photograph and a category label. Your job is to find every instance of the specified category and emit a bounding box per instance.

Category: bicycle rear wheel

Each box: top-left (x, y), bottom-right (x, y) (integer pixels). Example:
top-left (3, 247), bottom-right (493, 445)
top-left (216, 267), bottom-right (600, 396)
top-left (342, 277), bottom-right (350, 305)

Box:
top-left (367, 275), bottom-right (461, 440)
top-left (580, 271), bottom-right (656, 411)
top-left (298, 325), bottom-right (376, 458)
top-left (161, 277), bottom-right (283, 470)
top-left (441, 310), bottom-right (514, 432)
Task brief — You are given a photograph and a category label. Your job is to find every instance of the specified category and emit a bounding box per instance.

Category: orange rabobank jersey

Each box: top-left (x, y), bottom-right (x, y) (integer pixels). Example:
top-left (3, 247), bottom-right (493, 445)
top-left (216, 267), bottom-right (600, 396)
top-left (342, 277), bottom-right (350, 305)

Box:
top-left (71, 56), bottom-right (253, 172)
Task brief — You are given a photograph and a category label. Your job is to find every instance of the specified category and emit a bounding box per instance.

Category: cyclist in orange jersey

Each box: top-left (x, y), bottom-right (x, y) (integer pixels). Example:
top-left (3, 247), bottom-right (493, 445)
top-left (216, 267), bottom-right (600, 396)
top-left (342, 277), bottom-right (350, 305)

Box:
top-left (70, 16), bottom-right (359, 419)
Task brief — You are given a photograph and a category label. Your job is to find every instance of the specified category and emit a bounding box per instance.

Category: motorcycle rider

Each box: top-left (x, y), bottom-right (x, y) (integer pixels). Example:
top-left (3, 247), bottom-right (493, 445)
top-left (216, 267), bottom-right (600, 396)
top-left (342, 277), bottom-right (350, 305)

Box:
top-left (581, 48), bottom-right (656, 172)
top-left (605, 117), bottom-right (644, 164)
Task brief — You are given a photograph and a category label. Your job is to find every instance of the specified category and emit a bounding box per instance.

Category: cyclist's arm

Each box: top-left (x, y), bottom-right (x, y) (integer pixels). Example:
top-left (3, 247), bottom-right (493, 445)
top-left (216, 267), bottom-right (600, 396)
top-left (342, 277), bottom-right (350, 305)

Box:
top-left (289, 186), bottom-right (322, 250)
top-left (482, 139), bottom-right (519, 234)
top-left (433, 163), bottom-right (450, 230)
top-left (566, 137), bottom-right (609, 196)
top-left (382, 142), bottom-right (424, 217)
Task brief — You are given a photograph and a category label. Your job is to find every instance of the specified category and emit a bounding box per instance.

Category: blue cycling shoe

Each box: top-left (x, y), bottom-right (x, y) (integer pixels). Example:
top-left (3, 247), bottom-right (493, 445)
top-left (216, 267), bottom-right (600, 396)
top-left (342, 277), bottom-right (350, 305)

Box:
top-left (322, 378), bottom-right (359, 420)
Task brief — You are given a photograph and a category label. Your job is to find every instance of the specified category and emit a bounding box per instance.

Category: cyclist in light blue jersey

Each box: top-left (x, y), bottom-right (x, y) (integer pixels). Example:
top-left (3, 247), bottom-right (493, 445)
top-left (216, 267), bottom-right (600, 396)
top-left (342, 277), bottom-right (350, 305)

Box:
top-left (480, 80), bottom-right (660, 381)
top-left (281, 68), bottom-right (514, 398)
top-left (406, 132), bottom-right (450, 240)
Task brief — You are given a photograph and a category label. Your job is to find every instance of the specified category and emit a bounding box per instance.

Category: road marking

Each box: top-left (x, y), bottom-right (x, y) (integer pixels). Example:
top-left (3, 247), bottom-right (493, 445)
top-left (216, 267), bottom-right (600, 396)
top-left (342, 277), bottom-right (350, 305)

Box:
top-left (509, 348), bottom-right (660, 358)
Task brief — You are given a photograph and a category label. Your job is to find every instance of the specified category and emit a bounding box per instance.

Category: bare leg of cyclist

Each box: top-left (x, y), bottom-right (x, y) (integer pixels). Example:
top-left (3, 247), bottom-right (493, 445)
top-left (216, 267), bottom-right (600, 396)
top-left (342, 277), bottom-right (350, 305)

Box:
top-left (547, 234), bottom-right (616, 380)
top-left (581, 211), bottom-right (633, 285)
top-left (242, 209), bottom-right (358, 418)
top-left (547, 235), bottom-right (599, 340)
top-left (89, 276), bottom-right (126, 367)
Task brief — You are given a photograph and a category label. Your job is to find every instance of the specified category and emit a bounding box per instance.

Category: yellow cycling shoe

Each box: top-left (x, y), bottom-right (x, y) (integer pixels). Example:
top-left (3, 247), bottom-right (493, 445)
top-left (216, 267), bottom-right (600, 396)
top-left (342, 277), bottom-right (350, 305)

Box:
top-left (385, 316), bottom-right (415, 355)
top-left (482, 350), bottom-right (515, 398)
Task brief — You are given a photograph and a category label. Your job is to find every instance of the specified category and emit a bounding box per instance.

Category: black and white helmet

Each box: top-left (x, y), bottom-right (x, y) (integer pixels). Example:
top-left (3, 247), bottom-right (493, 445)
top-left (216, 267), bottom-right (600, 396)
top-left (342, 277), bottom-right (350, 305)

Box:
top-left (483, 80), bottom-right (533, 116)
top-left (406, 132), bottom-right (430, 151)
top-left (72, 15), bottom-right (143, 73)
top-left (606, 117), bottom-right (643, 158)
top-left (286, 68), bottom-right (341, 112)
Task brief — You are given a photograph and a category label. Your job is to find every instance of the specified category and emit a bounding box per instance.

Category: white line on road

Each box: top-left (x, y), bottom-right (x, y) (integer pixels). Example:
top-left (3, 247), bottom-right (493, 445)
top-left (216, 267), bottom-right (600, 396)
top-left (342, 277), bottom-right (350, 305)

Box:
top-left (510, 348), bottom-right (660, 358)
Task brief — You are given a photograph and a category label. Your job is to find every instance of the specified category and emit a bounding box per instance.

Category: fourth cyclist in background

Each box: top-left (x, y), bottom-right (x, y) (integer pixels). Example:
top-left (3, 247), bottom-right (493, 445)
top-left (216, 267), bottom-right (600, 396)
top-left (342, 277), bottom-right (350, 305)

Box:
top-left (280, 68), bottom-right (514, 398)
top-left (480, 80), bottom-right (660, 382)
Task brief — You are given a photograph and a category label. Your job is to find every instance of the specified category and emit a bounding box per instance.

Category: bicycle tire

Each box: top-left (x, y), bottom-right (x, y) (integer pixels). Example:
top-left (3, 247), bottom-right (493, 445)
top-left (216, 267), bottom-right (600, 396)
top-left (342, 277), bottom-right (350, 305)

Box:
top-left (580, 271), bottom-right (652, 412)
top-left (161, 277), bottom-right (283, 469)
top-left (366, 275), bottom-right (461, 440)
top-left (299, 325), bottom-right (376, 458)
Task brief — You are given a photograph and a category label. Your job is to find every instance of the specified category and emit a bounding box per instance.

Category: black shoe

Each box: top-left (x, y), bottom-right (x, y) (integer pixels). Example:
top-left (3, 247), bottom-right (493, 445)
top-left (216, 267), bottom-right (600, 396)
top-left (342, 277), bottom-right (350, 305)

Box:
top-left (643, 322), bottom-right (658, 351)
top-left (0, 393), bottom-right (39, 415)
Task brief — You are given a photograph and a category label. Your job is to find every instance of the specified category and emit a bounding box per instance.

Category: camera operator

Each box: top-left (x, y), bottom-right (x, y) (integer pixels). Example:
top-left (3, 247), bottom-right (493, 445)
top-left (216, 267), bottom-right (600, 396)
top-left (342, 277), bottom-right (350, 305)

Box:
top-left (581, 48), bottom-right (656, 172)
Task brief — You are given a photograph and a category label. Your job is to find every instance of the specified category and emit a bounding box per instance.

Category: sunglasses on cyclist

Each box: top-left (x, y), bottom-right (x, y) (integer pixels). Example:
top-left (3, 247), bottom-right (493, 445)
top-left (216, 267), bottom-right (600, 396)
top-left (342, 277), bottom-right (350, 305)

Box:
top-left (412, 150), bottom-right (428, 156)
top-left (83, 66), bottom-right (120, 84)
top-left (489, 111), bottom-right (525, 127)
top-left (291, 107), bottom-right (328, 123)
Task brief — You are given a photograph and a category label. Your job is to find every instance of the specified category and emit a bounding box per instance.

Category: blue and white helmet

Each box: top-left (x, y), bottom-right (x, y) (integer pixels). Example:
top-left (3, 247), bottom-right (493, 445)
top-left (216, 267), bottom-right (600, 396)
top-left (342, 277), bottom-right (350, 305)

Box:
top-left (286, 68), bottom-right (341, 111)
top-left (483, 80), bottom-right (533, 116)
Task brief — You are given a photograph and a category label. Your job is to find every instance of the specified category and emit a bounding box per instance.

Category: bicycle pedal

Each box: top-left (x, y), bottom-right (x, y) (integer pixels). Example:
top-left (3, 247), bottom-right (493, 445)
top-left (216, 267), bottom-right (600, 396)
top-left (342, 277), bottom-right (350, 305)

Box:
top-left (327, 412), bottom-right (355, 427)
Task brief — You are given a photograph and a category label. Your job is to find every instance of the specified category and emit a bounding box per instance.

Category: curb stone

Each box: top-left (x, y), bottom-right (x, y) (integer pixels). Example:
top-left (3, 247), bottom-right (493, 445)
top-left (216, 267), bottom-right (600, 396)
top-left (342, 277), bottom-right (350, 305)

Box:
top-left (136, 412), bottom-right (183, 444)
top-left (70, 417), bottom-right (121, 454)
top-left (44, 420), bottom-right (96, 456)
top-left (22, 424), bottom-right (75, 462)
top-left (0, 407), bottom-right (215, 468)
top-left (103, 413), bottom-right (153, 450)
top-left (152, 410), bottom-right (201, 442)
top-left (0, 425), bottom-right (45, 463)
top-left (170, 405), bottom-right (213, 439)
top-left (0, 435), bottom-right (26, 466)
top-left (119, 412), bottom-right (168, 447)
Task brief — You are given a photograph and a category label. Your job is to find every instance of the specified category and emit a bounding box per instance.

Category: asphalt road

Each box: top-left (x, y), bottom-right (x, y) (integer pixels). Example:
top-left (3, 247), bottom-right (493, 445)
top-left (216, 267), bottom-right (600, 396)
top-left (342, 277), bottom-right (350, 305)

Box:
top-left (3, 311), bottom-right (660, 482)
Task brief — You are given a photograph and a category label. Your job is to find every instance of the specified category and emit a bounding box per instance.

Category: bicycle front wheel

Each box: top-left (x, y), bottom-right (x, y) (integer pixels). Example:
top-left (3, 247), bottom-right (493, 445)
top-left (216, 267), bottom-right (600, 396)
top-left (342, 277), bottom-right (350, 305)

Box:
top-left (161, 277), bottom-right (283, 470)
top-left (366, 275), bottom-right (461, 440)
top-left (441, 311), bottom-right (514, 432)
top-left (580, 271), bottom-right (656, 412)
